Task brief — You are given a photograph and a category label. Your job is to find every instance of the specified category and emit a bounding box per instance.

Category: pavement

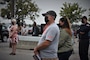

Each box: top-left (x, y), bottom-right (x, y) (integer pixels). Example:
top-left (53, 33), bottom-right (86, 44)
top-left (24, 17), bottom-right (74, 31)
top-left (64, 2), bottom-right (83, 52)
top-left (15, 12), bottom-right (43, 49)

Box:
top-left (0, 38), bottom-right (90, 60)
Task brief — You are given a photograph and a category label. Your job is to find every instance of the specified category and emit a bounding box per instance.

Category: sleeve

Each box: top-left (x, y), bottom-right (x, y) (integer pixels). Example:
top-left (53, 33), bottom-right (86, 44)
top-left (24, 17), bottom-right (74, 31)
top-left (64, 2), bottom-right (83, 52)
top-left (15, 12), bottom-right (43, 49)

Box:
top-left (86, 24), bottom-right (90, 32)
top-left (80, 24), bottom-right (90, 33)
top-left (45, 27), bottom-right (57, 41)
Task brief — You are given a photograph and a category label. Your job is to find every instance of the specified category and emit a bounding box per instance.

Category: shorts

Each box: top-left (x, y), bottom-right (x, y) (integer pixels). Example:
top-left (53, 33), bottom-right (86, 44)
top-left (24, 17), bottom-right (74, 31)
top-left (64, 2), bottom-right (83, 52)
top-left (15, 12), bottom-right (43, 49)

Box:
top-left (41, 58), bottom-right (58, 60)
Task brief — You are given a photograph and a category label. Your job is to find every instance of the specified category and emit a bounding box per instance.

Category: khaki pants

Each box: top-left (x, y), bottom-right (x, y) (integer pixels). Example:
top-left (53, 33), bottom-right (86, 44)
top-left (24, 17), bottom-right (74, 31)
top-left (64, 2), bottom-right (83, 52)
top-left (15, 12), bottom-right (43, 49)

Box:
top-left (41, 58), bottom-right (58, 60)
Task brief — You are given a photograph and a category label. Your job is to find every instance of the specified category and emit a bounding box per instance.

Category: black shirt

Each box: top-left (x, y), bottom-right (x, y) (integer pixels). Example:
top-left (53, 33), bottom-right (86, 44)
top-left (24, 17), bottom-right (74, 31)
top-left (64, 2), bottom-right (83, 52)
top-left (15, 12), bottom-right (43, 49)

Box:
top-left (77, 23), bottom-right (90, 39)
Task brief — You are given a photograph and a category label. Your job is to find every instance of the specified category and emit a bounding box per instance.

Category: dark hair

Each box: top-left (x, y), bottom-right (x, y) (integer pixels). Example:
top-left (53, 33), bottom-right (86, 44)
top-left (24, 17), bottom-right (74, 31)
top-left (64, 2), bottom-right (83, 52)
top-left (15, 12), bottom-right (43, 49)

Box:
top-left (33, 22), bottom-right (36, 26)
top-left (59, 17), bottom-right (72, 36)
top-left (60, 17), bottom-right (70, 29)
top-left (82, 16), bottom-right (87, 20)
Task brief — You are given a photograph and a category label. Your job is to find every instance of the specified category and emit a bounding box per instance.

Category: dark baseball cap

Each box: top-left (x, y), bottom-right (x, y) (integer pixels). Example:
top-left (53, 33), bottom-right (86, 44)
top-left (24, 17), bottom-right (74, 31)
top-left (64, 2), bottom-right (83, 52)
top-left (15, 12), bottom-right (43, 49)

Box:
top-left (42, 10), bottom-right (57, 18)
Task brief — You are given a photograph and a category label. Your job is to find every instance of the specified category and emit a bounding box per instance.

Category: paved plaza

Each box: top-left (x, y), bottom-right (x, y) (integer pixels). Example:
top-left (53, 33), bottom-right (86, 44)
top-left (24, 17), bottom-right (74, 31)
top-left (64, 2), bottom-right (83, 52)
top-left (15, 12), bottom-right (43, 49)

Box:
top-left (0, 38), bottom-right (90, 60)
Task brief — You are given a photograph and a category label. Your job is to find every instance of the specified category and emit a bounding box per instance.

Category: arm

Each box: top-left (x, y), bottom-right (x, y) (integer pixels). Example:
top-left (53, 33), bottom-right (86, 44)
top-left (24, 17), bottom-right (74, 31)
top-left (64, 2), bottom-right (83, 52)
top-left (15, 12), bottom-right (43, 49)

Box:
top-left (80, 32), bottom-right (84, 34)
top-left (34, 40), bottom-right (51, 55)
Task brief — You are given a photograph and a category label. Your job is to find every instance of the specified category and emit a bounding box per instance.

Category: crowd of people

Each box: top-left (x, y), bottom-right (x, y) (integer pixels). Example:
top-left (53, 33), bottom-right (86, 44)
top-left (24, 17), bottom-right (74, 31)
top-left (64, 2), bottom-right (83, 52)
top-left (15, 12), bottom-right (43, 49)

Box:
top-left (0, 10), bottom-right (90, 60)
top-left (34, 10), bottom-right (90, 60)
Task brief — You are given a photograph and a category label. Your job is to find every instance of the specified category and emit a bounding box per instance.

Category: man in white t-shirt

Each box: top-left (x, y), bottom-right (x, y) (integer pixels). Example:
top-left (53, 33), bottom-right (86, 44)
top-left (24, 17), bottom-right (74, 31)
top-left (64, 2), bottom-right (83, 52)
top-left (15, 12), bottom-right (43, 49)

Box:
top-left (34, 10), bottom-right (60, 60)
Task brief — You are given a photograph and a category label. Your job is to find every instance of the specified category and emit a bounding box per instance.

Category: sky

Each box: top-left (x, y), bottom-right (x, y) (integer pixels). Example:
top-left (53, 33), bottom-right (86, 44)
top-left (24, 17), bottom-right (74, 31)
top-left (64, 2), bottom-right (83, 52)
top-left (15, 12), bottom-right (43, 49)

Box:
top-left (24, 0), bottom-right (90, 25)
top-left (0, 0), bottom-right (90, 25)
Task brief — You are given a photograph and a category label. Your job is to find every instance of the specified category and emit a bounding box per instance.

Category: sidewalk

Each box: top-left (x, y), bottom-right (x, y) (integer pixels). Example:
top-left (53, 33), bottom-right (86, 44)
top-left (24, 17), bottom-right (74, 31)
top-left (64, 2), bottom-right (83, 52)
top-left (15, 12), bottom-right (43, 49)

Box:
top-left (0, 38), bottom-right (90, 60)
top-left (0, 42), bottom-right (34, 60)
top-left (70, 38), bottom-right (90, 60)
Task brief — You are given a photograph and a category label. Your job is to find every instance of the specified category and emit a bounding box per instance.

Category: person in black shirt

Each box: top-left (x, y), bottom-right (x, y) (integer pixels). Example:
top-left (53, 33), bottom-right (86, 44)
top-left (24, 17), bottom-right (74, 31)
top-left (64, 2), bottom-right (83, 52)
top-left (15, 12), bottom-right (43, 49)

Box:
top-left (32, 22), bottom-right (39, 36)
top-left (77, 16), bottom-right (90, 60)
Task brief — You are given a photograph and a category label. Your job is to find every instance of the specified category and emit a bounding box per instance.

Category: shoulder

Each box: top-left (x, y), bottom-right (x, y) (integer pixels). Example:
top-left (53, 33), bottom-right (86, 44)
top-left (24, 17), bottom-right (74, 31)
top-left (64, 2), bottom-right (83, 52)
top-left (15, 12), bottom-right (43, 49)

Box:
top-left (86, 23), bottom-right (90, 27)
top-left (51, 23), bottom-right (59, 28)
top-left (61, 29), bottom-right (67, 34)
top-left (49, 25), bottom-right (59, 32)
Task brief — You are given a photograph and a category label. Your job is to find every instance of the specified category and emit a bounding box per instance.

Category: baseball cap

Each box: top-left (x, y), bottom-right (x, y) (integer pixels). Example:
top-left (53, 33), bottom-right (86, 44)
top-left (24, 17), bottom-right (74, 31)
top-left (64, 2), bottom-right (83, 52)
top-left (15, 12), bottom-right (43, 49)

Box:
top-left (42, 10), bottom-right (57, 18)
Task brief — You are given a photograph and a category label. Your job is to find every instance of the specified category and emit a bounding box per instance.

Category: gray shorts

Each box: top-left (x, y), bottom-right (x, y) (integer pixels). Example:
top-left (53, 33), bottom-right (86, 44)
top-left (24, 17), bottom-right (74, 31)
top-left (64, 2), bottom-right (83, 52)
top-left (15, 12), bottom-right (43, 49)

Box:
top-left (41, 58), bottom-right (58, 60)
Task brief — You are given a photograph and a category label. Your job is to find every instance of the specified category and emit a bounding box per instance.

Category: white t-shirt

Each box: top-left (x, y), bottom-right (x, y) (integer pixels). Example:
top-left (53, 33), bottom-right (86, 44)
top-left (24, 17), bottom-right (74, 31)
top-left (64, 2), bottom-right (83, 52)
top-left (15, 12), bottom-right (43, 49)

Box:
top-left (21, 27), bottom-right (28, 35)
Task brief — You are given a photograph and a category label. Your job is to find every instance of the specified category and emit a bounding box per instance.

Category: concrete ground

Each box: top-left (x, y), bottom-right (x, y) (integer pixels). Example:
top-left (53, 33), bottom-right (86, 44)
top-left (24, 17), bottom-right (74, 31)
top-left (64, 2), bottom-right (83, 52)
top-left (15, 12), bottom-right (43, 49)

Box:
top-left (0, 38), bottom-right (90, 60)
top-left (0, 41), bottom-right (34, 60)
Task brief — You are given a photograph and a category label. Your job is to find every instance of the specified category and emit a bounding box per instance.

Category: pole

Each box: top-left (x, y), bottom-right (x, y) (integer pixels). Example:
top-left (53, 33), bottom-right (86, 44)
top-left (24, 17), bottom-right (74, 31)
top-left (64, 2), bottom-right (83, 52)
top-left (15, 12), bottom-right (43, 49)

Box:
top-left (10, 0), bottom-right (14, 18)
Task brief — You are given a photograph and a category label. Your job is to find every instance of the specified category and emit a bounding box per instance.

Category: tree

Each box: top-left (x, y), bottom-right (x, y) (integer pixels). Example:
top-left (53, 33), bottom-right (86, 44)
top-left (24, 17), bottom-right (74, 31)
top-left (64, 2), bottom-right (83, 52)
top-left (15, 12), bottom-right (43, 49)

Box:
top-left (59, 2), bottom-right (86, 23)
top-left (1, 0), bottom-right (40, 22)
top-left (89, 8), bottom-right (90, 21)
top-left (4, 0), bottom-right (10, 2)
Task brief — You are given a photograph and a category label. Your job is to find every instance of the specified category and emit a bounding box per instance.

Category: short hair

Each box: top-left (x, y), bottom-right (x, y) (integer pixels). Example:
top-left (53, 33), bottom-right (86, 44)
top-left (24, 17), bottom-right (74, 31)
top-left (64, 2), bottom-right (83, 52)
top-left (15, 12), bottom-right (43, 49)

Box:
top-left (11, 19), bottom-right (16, 22)
top-left (82, 16), bottom-right (87, 20)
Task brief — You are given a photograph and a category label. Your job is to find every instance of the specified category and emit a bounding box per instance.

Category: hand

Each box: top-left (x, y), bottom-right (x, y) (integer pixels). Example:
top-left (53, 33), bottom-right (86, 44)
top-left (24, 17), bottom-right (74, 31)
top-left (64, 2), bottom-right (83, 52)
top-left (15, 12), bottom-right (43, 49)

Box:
top-left (34, 47), bottom-right (39, 55)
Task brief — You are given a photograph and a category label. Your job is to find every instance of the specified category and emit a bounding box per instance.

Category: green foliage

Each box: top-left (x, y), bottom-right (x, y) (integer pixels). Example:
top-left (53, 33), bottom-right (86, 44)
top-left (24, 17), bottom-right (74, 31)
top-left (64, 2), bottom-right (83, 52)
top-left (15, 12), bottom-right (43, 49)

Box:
top-left (59, 2), bottom-right (86, 23)
top-left (1, 8), bottom-right (11, 19)
top-left (4, 0), bottom-right (10, 2)
top-left (1, 0), bottom-right (40, 21)
top-left (1, 8), bottom-right (7, 18)
top-left (89, 8), bottom-right (90, 21)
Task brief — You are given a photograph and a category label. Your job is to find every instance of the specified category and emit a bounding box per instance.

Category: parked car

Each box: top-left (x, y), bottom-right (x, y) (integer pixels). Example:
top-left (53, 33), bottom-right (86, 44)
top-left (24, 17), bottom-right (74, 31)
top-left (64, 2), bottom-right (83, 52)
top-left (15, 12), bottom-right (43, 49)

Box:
top-left (0, 24), bottom-right (9, 42)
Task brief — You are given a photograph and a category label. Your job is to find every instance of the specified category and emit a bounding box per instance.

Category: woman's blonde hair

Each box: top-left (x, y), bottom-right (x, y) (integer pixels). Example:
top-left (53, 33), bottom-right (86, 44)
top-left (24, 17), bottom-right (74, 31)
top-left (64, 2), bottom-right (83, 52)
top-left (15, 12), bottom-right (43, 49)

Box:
top-left (11, 19), bottom-right (16, 23)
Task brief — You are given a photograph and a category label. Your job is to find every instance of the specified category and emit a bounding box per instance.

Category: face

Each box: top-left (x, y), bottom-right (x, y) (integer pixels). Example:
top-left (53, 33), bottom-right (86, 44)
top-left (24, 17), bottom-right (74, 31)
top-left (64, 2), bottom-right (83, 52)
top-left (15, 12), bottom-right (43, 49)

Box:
top-left (46, 15), bottom-right (53, 20)
top-left (11, 21), bottom-right (15, 25)
top-left (44, 15), bottom-right (51, 24)
top-left (59, 20), bottom-right (64, 26)
top-left (82, 18), bottom-right (87, 23)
